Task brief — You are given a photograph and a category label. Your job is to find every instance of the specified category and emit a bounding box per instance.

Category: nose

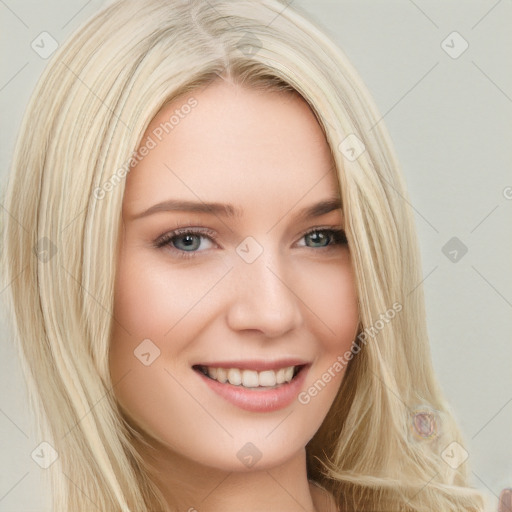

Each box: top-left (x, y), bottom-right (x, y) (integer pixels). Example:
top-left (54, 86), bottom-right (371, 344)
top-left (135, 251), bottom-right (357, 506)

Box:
top-left (225, 248), bottom-right (304, 338)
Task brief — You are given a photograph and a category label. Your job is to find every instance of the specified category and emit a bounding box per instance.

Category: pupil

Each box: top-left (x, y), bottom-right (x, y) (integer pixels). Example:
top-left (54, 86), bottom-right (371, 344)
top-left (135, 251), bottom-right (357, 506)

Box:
top-left (176, 234), bottom-right (199, 251)
top-left (308, 232), bottom-right (328, 247)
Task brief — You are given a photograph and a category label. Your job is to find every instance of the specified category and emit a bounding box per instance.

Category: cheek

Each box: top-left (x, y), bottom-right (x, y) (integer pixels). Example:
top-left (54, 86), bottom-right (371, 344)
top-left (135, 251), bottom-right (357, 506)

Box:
top-left (294, 258), bottom-right (359, 410)
top-left (109, 251), bottom-right (229, 409)
top-left (326, 268), bottom-right (359, 344)
top-left (296, 255), bottom-right (359, 348)
top-left (109, 253), bottom-right (210, 442)
top-left (112, 250), bottom-right (222, 338)
top-left (109, 253), bottom-right (187, 394)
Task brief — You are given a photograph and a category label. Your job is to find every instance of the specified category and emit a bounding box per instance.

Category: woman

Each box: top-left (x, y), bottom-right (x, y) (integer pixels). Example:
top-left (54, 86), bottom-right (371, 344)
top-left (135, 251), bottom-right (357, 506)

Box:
top-left (1, 0), bottom-right (490, 510)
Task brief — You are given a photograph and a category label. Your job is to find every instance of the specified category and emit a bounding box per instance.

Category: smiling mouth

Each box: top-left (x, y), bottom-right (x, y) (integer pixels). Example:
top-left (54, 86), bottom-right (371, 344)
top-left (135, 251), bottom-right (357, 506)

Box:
top-left (192, 364), bottom-right (305, 389)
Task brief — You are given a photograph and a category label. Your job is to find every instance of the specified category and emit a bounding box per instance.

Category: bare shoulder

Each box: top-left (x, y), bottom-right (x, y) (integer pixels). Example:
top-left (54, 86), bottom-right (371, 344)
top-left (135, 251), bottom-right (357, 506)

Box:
top-left (309, 480), bottom-right (339, 512)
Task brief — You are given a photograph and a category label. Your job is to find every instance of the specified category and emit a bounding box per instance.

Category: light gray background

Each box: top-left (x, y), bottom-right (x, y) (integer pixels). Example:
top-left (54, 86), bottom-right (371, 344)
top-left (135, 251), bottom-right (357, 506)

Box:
top-left (1, 1), bottom-right (511, 510)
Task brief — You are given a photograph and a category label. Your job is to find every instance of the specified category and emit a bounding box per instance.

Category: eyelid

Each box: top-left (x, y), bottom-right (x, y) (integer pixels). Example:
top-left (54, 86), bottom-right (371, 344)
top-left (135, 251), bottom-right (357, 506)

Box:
top-left (295, 226), bottom-right (347, 248)
top-left (153, 226), bottom-right (219, 249)
top-left (296, 225), bottom-right (345, 240)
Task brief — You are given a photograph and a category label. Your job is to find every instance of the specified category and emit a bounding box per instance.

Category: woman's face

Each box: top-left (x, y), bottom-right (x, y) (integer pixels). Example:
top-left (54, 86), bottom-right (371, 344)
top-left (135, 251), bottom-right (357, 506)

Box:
top-left (110, 80), bottom-right (359, 472)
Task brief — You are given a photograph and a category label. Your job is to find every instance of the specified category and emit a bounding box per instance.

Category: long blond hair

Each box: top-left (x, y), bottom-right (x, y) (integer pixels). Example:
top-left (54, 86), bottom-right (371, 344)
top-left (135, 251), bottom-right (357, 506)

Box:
top-left (1, 0), bottom-right (487, 510)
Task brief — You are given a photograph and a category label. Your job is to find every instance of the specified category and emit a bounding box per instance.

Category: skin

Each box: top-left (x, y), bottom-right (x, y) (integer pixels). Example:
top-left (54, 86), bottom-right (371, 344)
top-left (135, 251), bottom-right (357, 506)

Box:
top-left (110, 78), bottom-right (359, 512)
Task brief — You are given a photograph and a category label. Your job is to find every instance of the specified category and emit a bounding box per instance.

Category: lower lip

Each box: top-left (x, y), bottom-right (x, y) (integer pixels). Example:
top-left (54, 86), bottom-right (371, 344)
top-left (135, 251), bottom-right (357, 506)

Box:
top-left (195, 366), bottom-right (310, 413)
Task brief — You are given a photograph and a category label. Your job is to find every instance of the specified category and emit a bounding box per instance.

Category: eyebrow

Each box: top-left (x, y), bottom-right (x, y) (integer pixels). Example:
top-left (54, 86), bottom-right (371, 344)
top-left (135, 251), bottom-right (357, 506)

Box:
top-left (130, 196), bottom-right (342, 221)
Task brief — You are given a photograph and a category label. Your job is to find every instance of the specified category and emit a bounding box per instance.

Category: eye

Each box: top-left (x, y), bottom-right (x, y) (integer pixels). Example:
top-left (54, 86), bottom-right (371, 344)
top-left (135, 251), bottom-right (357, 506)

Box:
top-left (153, 226), bottom-right (348, 260)
top-left (299, 228), bottom-right (347, 249)
top-left (153, 227), bottom-right (217, 258)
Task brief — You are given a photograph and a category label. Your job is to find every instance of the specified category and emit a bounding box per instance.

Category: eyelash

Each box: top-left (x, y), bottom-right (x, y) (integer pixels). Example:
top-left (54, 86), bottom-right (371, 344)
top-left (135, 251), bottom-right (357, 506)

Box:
top-left (153, 226), bottom-right (348, 260)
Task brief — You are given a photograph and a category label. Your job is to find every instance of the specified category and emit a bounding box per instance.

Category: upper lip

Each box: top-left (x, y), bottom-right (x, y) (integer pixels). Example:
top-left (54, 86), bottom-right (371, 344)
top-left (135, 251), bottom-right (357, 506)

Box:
top-left (193, 358), bottom-right (310, 372)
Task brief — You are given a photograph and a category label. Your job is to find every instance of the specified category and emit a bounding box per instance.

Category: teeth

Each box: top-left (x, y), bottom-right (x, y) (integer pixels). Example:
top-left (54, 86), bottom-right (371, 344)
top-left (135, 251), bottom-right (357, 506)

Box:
top-left (276, 368), bottom-right (286, 384)
top-left (242, 370), bottom-right (259, 388)
top-left (216, 367), bottom-right (227, 383)
top-left (284, 366), bottom-right (294, 382)
top-left (227, 368), bottom-right (242, 386)
top-left (203, 365), bottom-right (298, 387)
top-left (258, 370), bottom-right (276, 387)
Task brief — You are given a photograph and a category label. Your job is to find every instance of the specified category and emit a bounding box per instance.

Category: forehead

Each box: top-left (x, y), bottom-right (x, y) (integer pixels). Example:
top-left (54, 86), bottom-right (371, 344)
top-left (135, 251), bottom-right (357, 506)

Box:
top-left (123, 80), bottom-right (340, 217)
